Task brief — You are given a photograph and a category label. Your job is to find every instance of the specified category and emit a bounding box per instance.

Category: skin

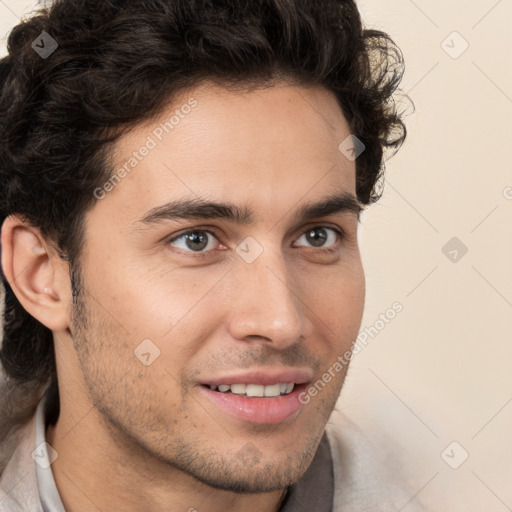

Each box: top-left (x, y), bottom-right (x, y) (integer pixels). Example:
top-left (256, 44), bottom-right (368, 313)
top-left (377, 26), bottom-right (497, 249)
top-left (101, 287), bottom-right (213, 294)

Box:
top-left (1, 81), bottom-right (365, 512)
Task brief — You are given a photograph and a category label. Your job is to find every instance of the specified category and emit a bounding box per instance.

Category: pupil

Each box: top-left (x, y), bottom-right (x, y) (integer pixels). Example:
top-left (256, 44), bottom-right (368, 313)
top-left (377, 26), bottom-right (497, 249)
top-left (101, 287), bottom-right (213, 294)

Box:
top-left (307, 228), bottom-right (327, 247)
top-left (186, 232), bottom-right (208, 251)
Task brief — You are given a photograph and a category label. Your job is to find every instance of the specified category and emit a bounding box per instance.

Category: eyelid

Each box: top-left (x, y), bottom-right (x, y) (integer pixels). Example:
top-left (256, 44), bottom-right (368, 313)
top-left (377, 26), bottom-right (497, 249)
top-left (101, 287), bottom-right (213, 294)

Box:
top-left (300, 223), bottom-right (345, 236)
top-left (168, 226), bottom-right (221, 243)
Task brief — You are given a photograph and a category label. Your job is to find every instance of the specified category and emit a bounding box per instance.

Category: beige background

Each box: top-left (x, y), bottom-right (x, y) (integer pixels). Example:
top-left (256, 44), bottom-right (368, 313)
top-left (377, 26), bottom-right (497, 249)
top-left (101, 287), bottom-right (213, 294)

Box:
top-left (1, 0), bottom-right (512, 509)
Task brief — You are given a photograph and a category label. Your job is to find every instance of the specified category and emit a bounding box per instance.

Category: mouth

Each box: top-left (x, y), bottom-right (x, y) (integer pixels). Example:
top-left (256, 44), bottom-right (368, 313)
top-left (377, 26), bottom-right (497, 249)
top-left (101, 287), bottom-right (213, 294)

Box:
top-left (197, 369), bottom-right (312, 424)
top-left (204, 382), bottom-right (296, 397)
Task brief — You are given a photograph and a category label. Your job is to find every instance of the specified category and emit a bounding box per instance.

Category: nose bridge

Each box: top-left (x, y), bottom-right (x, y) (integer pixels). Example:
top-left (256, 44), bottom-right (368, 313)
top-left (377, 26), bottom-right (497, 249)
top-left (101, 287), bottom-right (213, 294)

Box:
top-left (227, 246), bottom-right (309, 346)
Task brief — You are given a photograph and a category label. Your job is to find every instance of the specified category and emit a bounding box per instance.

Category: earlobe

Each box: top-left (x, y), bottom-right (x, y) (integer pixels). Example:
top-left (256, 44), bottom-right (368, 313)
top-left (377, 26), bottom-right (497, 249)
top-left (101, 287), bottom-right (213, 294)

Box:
top-left (1, 215), bottom-right (70, 332)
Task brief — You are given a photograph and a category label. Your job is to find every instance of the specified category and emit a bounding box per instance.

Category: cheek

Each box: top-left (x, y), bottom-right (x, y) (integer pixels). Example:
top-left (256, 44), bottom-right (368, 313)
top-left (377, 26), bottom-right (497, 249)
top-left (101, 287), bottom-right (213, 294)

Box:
top-left (85, 253), bottom-right (214, 335)
top-left (302, 260), bottom-right (365, 332)
top-left (97, 264), bottom-right (232, 372)
top-left (313, 273), bottom-right (365, 367)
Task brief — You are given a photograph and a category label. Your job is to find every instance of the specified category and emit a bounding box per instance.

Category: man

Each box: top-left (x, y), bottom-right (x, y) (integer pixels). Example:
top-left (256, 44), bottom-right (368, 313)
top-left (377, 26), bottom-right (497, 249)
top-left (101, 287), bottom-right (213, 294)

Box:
top-left (0, 0), bottom-right (419, 510)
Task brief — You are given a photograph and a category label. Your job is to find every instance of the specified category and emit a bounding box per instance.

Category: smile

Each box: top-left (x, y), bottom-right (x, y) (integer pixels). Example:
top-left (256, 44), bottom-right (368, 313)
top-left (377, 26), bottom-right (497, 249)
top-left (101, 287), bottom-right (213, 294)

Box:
top-left (207, 383), bottom-right (295, 397)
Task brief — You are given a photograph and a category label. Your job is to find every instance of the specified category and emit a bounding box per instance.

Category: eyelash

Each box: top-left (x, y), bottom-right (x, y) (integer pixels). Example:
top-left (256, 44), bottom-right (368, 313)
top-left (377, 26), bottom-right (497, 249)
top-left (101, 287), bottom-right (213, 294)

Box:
top-left (167, 225), bottom-right (345, 256)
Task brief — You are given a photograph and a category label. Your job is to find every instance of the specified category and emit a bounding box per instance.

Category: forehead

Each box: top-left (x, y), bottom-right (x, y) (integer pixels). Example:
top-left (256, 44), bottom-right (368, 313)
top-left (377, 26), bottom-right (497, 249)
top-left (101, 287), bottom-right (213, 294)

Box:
top-left (94, 81), bottom-right (357, 226)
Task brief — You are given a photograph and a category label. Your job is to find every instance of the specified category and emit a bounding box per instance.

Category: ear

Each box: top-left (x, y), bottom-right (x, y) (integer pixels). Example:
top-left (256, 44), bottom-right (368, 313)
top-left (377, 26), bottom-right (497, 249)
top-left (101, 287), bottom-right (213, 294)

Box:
top-left (1, 215), bottom-right (71, 332)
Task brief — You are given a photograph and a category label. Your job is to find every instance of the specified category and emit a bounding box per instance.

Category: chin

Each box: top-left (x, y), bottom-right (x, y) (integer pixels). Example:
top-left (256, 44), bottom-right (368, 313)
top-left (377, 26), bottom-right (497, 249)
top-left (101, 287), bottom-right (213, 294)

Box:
top-left (189, 462), bottom-right (305, 494)
top-left (170, 438), bottom-right (319, 494)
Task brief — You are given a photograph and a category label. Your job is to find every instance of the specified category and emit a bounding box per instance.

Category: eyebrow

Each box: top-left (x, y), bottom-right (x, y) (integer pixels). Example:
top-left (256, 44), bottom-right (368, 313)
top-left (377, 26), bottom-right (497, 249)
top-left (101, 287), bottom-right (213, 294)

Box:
top-left (134, 191), bottom-right (363, 228)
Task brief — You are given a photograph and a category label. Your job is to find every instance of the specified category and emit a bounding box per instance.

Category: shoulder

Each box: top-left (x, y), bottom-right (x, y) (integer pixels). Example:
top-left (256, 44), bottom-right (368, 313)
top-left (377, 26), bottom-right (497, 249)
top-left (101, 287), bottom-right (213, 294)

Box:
top-left (325, 408), bottom-right (427, 512)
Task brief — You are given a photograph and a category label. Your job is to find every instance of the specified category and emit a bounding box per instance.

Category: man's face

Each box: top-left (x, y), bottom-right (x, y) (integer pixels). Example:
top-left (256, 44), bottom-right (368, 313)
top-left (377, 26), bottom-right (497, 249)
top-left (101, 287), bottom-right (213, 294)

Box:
top-left (68, 81), bottom-right (365, 492)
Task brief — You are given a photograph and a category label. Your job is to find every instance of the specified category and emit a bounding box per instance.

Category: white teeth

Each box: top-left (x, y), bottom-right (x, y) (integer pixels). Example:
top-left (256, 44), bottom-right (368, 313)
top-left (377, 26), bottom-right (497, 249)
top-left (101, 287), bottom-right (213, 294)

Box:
top-left (246, 384), bottom-right (265, 397)
top-left (230, 383), bottom-right (247, 395)
top-left (211, 383), bottom-right (295, 396)
top-left (264, 383), bottom-right (282, 397)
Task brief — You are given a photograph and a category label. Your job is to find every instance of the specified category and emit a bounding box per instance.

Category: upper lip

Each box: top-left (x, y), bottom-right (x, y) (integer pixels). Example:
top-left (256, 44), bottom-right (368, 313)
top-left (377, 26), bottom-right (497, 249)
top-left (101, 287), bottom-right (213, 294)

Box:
top-left (199, 368), bottom-right (313, 387)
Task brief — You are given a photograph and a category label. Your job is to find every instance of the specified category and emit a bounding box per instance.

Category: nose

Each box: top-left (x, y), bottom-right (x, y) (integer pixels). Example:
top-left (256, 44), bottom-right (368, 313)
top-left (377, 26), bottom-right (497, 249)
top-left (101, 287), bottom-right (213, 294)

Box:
top-left (226, 250), bottom-right (314, 349)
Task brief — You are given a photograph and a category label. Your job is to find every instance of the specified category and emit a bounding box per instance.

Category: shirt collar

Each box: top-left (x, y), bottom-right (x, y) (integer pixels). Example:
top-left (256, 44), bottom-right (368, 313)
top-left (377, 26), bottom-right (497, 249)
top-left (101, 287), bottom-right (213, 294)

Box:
top-left (34, 397), bottom-right (65, 512)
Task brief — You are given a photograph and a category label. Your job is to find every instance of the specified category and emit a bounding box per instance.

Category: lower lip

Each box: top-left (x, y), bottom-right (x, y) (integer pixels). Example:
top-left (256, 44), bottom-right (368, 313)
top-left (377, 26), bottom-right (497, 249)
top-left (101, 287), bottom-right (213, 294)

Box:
top-left (198, 384), bottom-right (306, 424)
